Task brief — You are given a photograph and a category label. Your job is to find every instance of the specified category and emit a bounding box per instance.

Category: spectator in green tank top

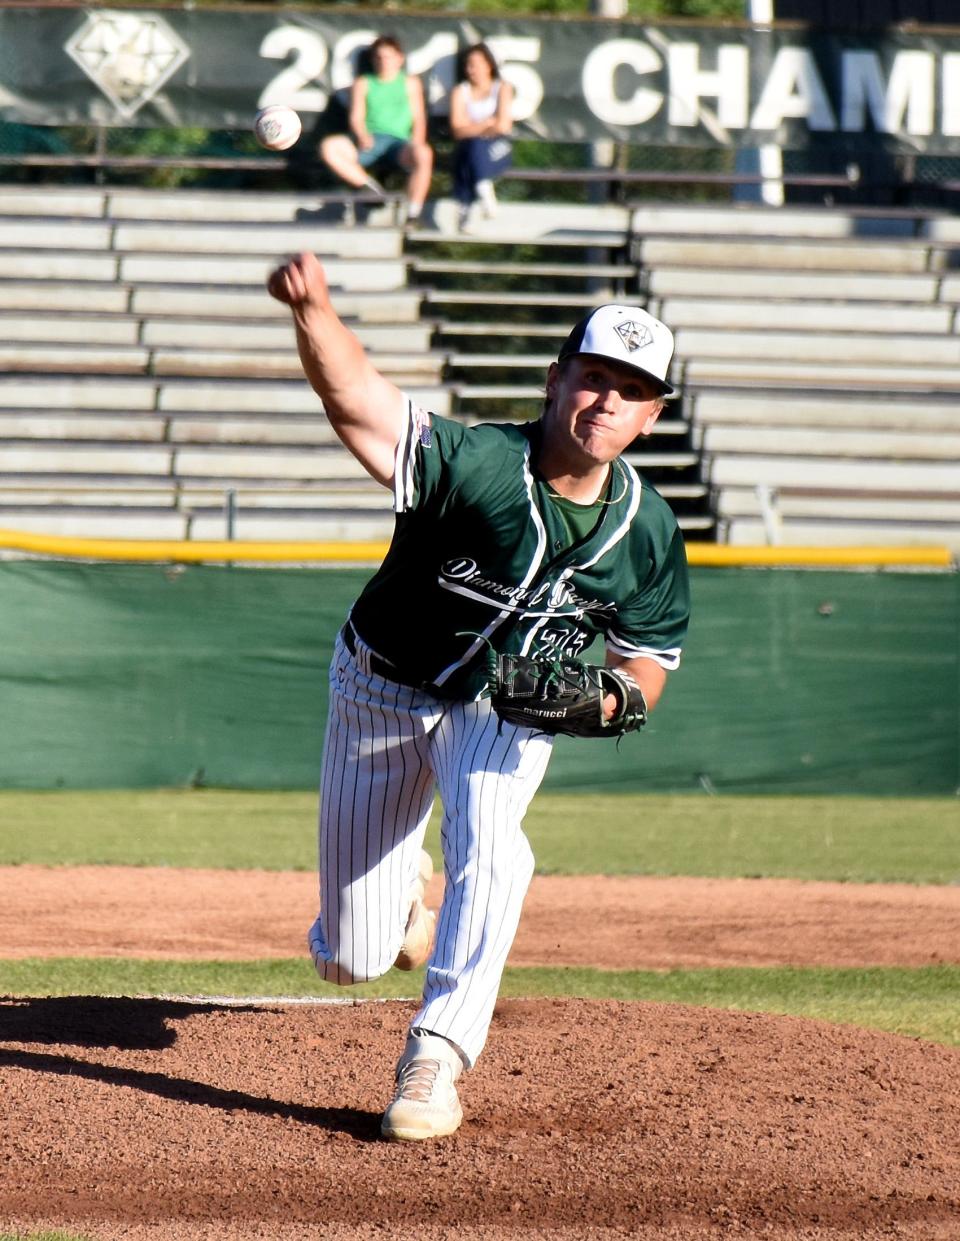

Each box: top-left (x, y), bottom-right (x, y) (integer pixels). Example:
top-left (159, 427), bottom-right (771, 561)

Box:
top-left (319, 34), bottom-right (433, 223)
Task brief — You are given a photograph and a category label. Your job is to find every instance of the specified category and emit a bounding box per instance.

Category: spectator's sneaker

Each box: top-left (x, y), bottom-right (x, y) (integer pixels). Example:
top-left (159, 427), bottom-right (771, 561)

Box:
top-left (381, 1031), bottom-right (464, 1141)
top-left (476, 179), bottom-right (498, 217)
top-left (393, 850), bottom-right (436, 970)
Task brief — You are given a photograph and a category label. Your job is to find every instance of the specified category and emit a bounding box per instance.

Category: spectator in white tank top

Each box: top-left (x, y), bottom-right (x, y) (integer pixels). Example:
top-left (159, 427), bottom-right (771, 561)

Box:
top-left (449, 43), bottom-right (514, 231)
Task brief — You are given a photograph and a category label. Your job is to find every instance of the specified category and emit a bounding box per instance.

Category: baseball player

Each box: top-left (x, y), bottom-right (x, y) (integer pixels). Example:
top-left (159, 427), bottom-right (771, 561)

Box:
top-left (267, 252), bottom-right (690, 1141)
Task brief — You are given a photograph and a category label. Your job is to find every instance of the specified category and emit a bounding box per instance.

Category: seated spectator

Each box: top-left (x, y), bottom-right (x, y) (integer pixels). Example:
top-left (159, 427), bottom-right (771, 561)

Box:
top-left (449, 43), bottom-right (514, 231)
top-left (319, 34), bottom-right (433, 223)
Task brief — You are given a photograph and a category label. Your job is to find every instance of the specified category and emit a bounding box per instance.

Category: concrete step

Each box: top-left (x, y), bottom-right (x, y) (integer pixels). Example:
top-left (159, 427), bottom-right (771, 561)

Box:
top-left (676, 328), bottom-right (960, 366)
top-left (721, 514), bottom-right (960, 550)
top-left (111, 222), bottom-right (402, 259)
top-left (709, 455), bottom-right (958, 492)
top-left (167, 416), bottom-right (336, 446)
top-left (0, 313), bottom-right (431, 353)
top-left (718, 486), bottom-right (960, 523)
top-left (682, 357), bottom-right (960, 389)
top-left (149, 348), bottom-right (444, 383)
top-left (0, 412), bottom-right (166, 441)
top-left (0, 252), bottom-right (119, 282)
top-left (630, 204), bottom-right (919, 240)
top-left (0, 313), bottom-right (141, 345)
top-left (179, 484), bottom-right (389, 509)
top-left (1, 444), bottom-right (173, 475)
top-left (0, 343), bottom-right (440, 384)
top-left (187, 509), bottom-right (397, 542)
top-left (170, 445), bottom-right (370, 482)
top-left (130, 285), bottom-right (421, 322)
top-left (654, 298), bottom-right (955, 335)
top-left (412, 258), bottom-right (635, 279)
top-left (0, 282), bottom-right (130, 313)
top-left (700, 425), bottom-right (960, 460)
top-left (0, 378), bottom-right (158, 410)
top-left (155, 379), bottom-right (452, 417)
top-left (436, 321), bottom-right (572, 340)
top-left (117, 254), bottom-right (408, 291)
top-left (0, 188), bottom-right (107, 217)
top-left (103, 188), bottom-right (359, 223)
top-left (0, 344), bottom-right (150, 374)
top-left (922, 217), bottom-right (960, 243)
top-left (0, 221), bottom-right (113, 250)
top-left (425, 290), bottom-right (599, 309)
top-left (690, 392), bottom-right (960, 431)
top-left (0, 487), bottom-right (175, 506)
top-left (0, 509), bottom-right (190, 538)
top-left (935, 275), bottom-right (960, 304)
top-left (640, 237), bottom-right (934, 273)
top-left (647, 268), bottom-right (939, 302)
top-left (139, 319), bottom-right (432, 352)
top-left (0, 375), bottom-right (451, 417)
top-left (423, 198), bottom-right (630, 243)
top-left (622, 450), bottom-right (700, 470)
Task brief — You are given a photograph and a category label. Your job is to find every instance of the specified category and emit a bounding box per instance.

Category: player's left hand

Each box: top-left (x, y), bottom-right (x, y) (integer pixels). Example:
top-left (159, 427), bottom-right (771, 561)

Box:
top-left (486, 651), bottom-right (647, 738)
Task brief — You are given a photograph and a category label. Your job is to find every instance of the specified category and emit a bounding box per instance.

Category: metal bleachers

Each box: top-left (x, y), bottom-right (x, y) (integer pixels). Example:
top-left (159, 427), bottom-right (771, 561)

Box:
top-left (630, 204), bottom-right (960, 549)
top-left (0, 185), bottom-right (435, 541)
top-left (406, 200), bottom-right (715, 537)
top-left (1, 186), bottom-right (958, 550)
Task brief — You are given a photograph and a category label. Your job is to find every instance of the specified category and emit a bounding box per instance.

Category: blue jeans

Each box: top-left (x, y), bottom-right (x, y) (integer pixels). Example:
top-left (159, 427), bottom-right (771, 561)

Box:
top-left (452, 136), bottom-right (512, 206)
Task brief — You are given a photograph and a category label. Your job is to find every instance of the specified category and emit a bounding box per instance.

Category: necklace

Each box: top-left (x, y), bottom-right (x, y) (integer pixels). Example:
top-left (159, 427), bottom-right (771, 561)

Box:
top-left (545, 463), bottom-right (627, 507)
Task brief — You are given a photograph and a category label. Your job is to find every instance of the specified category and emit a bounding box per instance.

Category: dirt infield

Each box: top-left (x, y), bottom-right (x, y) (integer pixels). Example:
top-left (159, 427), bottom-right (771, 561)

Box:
top-left (1, 867), bottom-right (959, 1239)
top-left (2, 865), bottom-right (959, 967)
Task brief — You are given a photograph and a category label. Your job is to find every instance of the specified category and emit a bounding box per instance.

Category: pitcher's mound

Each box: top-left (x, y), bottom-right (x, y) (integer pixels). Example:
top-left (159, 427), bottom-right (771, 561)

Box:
top-left (1, 996), bottom-right (958, 1239)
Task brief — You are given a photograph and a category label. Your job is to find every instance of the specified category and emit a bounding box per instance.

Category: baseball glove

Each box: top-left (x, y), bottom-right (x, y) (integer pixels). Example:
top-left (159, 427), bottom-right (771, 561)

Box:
top-left (486, 651), bottom-right (647, 739)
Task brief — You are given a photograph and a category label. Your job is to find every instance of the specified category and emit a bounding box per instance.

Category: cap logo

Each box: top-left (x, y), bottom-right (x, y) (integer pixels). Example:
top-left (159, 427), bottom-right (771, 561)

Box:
top-left (614, 320), bottom-right (653, 353)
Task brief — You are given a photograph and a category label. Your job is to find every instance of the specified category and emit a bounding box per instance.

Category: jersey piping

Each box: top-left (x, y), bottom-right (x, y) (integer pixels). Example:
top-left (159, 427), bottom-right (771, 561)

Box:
top-left (520, 457), bottom-right (640, 656)
top-left (433, 440), bottom-right (548, 690)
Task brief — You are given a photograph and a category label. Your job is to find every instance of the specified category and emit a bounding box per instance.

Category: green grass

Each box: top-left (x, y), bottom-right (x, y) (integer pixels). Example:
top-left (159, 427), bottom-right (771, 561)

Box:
top-left (0, 1234), bottom-right (90, 1241)
top-left (1, 791), bottom-right (955, 1054)
top-left (2, 959), bottom-right (956, 1047)
top-left (0, 789), bottom-right (955, 883)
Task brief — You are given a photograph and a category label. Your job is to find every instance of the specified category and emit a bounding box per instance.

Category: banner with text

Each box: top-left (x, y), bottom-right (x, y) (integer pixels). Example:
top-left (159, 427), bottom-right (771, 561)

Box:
top-left (1, 8), bottom-right (959, 153)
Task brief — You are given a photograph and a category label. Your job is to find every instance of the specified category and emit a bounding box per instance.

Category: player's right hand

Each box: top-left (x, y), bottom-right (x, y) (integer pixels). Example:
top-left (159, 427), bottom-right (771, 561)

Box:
top-left (267, 251), bottom-right (329, 308)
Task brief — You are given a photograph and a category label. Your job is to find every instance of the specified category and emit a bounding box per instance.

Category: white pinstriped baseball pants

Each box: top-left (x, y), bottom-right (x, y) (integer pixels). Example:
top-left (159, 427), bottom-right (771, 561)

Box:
top-left (307, 630), bottom-right (553, 1067)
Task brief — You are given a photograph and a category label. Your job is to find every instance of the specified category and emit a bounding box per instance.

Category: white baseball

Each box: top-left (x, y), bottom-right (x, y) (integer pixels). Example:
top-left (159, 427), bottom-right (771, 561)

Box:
top-left (254, 105), bottom-right (302, 151)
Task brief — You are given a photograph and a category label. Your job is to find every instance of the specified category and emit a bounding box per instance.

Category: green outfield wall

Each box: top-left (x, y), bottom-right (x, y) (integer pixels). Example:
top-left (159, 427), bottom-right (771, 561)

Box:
top-left (0, 559), bottom-right (956, 794)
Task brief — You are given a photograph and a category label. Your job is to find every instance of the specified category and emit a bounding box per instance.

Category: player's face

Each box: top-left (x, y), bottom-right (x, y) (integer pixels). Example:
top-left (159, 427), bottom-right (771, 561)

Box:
top-left (542, 355), bottom-right (664, 468)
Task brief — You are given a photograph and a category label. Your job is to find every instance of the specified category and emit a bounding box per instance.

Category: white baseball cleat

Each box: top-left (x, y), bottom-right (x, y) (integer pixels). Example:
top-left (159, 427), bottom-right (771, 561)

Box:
top-left (381, 1031), bottom-right (464, 1141)
top-left (393, 849), bottom-right (436, 971)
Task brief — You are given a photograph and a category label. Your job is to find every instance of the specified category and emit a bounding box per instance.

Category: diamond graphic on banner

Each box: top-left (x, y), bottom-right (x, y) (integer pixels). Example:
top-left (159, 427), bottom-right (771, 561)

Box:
top-left (65, 11), bottom-right (189, 118)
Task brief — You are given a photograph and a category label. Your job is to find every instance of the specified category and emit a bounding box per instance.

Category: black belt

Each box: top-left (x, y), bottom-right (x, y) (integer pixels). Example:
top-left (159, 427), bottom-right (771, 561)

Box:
top-left (341, 619), bottom-right (410, 684)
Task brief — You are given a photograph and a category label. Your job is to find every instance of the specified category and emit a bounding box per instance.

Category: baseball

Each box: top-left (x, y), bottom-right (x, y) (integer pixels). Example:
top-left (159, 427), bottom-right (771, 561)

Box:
top-left (254, 105), bottom-right (302, 151)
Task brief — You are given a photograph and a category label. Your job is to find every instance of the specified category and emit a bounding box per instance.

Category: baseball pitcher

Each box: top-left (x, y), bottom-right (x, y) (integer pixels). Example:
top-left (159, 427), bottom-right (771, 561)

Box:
top-left (267, 252), bottom-right (690, 1141)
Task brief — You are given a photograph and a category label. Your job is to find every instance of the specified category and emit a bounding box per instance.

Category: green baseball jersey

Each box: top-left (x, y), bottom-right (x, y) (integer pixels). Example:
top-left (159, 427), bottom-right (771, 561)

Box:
top-left (349, 403), bottom-right (690, 700)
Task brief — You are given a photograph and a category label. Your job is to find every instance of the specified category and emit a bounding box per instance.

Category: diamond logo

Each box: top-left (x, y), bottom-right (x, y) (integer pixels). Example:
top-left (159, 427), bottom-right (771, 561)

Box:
top-left (66, 11), bottom-right (190, 118)
top-left (614, 320), bottom-right (654, 353)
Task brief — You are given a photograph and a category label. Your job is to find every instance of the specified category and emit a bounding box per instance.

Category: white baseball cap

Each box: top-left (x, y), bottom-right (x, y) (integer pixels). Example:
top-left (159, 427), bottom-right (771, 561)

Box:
top-left (558, 304), bottom-right (675, 395)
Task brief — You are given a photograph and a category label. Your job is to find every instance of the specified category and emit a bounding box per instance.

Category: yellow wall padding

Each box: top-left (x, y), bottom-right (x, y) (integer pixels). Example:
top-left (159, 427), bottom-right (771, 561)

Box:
top-left (0, 528), bottom-right (953, 569)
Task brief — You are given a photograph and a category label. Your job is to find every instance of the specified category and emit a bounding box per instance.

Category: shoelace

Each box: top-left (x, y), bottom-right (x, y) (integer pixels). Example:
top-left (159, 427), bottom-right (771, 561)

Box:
top-left (395, 1058), bottom-right (442, 1103)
